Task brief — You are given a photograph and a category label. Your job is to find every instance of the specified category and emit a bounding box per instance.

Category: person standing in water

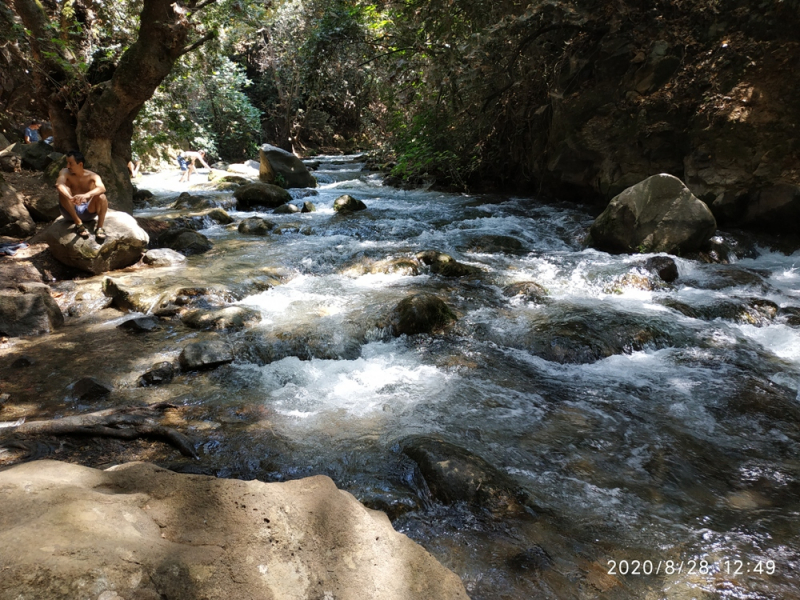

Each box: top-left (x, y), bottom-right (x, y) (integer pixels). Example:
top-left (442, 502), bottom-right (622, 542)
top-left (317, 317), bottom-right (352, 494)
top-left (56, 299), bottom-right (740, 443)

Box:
top-left (177, 149), bottom-right (210, 182)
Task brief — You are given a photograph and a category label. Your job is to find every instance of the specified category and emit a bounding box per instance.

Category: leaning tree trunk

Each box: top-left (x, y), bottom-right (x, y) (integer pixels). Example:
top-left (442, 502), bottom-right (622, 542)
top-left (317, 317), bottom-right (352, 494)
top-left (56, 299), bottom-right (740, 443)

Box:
top-left (13, 0), bottom-right (214, 212)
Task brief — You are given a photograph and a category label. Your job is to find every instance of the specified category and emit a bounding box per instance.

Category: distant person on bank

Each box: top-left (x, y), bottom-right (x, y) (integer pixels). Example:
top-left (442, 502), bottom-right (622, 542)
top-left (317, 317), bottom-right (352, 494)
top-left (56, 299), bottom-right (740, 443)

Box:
top-left (127, 156), bottom-right (142, 178)
top-left (55, 150), bottom-right (109, 241)
top-left (23, 121), bottom-right (41, 144)
top-left (177, 149), bottom-right (210, 183)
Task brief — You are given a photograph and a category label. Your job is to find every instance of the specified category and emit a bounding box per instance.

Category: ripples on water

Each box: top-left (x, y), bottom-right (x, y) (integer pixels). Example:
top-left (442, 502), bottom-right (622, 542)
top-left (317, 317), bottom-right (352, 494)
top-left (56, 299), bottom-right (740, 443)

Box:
top-left (37, 158), bottom-right (800, 597)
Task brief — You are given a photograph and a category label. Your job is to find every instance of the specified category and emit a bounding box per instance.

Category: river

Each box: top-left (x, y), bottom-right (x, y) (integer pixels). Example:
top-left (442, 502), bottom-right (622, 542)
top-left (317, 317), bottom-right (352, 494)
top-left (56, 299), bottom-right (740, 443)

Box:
top-left (6, 155), bottom-right (800, 599)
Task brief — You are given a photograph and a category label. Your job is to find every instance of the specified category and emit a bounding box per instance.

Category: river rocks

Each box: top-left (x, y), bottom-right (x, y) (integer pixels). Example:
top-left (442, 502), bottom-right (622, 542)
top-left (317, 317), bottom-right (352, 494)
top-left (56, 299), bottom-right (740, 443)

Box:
top-left (179, 339), bottom-right (234, 371)
top-left (181, 306), bottom-right (262, 330)
top-left (642, 256), bottom-right (679, 283)
top-left (206, 207), bottom-right (233, 224)
top-left (333, 194), bottom-right (367, 213)
top-left (503, 281), bottom-right (549, 303)
top-left (0, 175), bottom-right (35, 237)
top-left (43, 211), bottom-right (149, 274)
top-left (402, 437), bottom-right (530, 517)
top-left (259, 144), bottom-right (317, 188)
top-left (102, 278), bottom-right (160, 313)
top-left (132, 188), bottom-right (154, 205)
top-left (68, 376), bottom-right (113, 401)
top-left (467, 235), bottom-right (525, 254)
top-left (172, 192), bottom-right (217, 210)
top-left (158, 227), bottom-right (213, 255)
top-left (389, 293), bottom-right (457, 336)
top-left (301, 200), bottom-right (316, 212)
top-left (238, 216), bottom-right (275, 235)
top-left (0, 292), bottom-right (64, 337)
top-left (117, 316), bottom-right (161, 333)
top-left (234, 182), bottom-right (292, 209)
top-left (143, 248), bottom-right (187, 267)
top-left (2, 141), bottom-right (54, 171)
top-left (589, 174), bottom-right (717, 255)
top-left (416, 250), bottom-right (482, 277)
top-left (138, 361), bottom-right (175, 386)
top-left (273, 202), bottom-right (300, 214)
top-left (0, 460), bottom-right (470, 600)
top-left (227, 160), bottom-right (261, 177)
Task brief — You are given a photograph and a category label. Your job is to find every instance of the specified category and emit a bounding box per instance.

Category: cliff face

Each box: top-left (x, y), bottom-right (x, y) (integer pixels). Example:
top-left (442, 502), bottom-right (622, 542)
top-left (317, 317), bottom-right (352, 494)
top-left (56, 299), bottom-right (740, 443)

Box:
top-left (534, 3), bottom-right (799, 232)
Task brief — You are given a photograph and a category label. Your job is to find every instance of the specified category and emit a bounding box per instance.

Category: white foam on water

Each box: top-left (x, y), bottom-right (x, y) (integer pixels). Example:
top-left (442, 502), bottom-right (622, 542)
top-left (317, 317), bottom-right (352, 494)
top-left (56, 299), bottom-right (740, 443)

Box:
top-left (735, 323), bottom-right (800, 364)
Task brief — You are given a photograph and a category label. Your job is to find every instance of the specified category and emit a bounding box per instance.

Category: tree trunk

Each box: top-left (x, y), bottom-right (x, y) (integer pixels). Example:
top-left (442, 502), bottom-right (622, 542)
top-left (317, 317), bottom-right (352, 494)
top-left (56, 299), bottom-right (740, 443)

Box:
top-left (13, 0), bottom-right (214, 212)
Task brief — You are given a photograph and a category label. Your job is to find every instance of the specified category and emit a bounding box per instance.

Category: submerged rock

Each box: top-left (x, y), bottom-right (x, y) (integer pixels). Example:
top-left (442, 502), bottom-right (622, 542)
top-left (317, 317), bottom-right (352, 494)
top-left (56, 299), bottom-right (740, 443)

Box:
top-left (589, 173), bottom-right (717, 255)
top-left (333, 194), bottom-right (367, 213)
top-left (117, 316), bottom-right (160, 333)
top-left (143, 248), bottom-right (187, 267)
top-left (158, 228), bottom-right (213, 255)
top-left (69, 376), bottom-right (113, 401)
top-left (238, 216), bottom-right (274, 235)
top-left (0, 292), bottom-right (64, 337)
top-left (273, 203), bottom-right (300, 214)
top-left (234, 182), bottom-right (292, 209)
top-left (43, 211), bottom-right (149, 274)
top-left (503, 281), bottom-right (549, 303)
top-left (181, 306), bottom-right (262, 331)
top-left (403, 436), bottom-right (531, 517)
top-left (179, 339), bottom-right (234, 371)
top-left (0, 461), bottom-right (470, 600)
top-left (138, 361), bottom-right (175, 387)
top-left (466, 235), bottom-right (526, 254)
top-left (259, 144), bottom-right (317, 189)
top-left (416, 250), bottom-right (481, 277)
top-left (389, 293), bottom-right (457, 336)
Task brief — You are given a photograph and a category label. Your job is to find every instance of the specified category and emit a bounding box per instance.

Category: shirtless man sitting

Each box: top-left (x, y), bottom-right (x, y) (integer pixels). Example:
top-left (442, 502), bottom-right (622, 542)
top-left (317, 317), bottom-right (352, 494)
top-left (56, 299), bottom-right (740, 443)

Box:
top-left (55, 150), bottom-right (109, 241)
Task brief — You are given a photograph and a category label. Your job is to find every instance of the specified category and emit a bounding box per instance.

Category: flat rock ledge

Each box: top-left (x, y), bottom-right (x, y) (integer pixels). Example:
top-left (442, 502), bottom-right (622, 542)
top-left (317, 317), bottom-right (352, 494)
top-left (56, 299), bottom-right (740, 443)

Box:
top-left (0, 460), bottom-right (469, 600)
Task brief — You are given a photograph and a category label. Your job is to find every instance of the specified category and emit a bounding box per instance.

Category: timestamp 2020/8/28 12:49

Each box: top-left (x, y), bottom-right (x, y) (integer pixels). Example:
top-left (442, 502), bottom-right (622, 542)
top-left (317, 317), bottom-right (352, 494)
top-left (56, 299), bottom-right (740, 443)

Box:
top-left (606, 559), bottom-right (777, 576)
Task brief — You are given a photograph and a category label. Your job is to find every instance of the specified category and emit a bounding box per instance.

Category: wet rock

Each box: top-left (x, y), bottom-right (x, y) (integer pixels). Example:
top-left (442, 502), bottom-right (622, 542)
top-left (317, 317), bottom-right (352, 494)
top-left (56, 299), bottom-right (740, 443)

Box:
top-left (132, 189), bottom-right (154, 205)
top-left (179, 340), bottom-right (234, 371)
top-left (642, 256), bottom-right (678, 282)
top-left (503, 281), bottom-right (549, 303)
top-left (780, 306), bottom-right (800, 327)
top-left (172, 192), bottom-right (219, 210)
top-left (239, 328), bottom-right (363, 363)
top-left (142, 248), bottom-right (187, 267)
top-left (0, 293), bottom-right (64, 337)
top-left (0, 461), bottom-right (470, 600)
top-left (603, 271), bottom-right (659, 294)
top-left (233, 182), bottom-right (292, 209)
top-left (181, 306), bottom-right (261, 331)
top-left (333, 194), bottom-right (367, 213)
top-left (301, 201), bottom-right (316, 213)
top-left (389, 293), bottom-right (457, 336)
top-left (117, 316), bottom-right (160, 333)
top-left (138, 361), bottom-right (175, 387)
top-left (259, 144), bottom-right (317, 188)
top-left (69, 376), bottom-right (113, 401)
top-left (102, 278), bottom-right (158, 313)
top-left (206, 208), bottom-right (233, 224)
top-left (589, 174), bottom-right (717, 255)
top-left (466, 235), bottom-right (525, 254)
top-left (0, 176), bottom-right (35, 237)
top-left (11, 356), bottom-right (35, 368)
top-left (273, 203), bottom-right (300, 214)
top-left (294, 189), bottom-right (319, 199)
top-left (415, 250), bottom-right (481, 277)
top-left (42, 211), bottom-right (149, 274)
top-left (402, 436), bottom-right (530, 517)
top-left (158, 228), bottom-right (213, 255)
top-left (238, 217), bottom-right (274, 235)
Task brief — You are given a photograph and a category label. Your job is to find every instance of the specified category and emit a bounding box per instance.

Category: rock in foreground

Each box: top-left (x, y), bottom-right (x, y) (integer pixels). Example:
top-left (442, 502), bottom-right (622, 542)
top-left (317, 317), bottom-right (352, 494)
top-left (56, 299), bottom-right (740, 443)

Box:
top-left (43, 211), bottom-right (149, 274)
top-left (589, 173), bottom-right (716, 255)
top-left (0, 460), bottom-right (469, 600)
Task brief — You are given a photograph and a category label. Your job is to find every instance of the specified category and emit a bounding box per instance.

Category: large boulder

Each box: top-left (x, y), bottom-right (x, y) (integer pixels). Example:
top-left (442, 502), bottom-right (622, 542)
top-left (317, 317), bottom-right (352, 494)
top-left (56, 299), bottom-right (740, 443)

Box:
top-left (23, 188), bottom-right (61, 222)
top-left (333, 194), bottom-right (367, 213)
top-left (2, 141), bottom-right (56, 171)
top-left (234, 182), bottom-right (292, 209)
top-left (158, 228), bottom-right (213, 255)
top-left (43, 211), bottom-right (149, 274)
top-left (0, 460), bottom-right (470, 600)
top-left (389, 293), bottom-right (457, 336)
top-left (0, 176), bottom-right (35, 237)
top-left (259, 144), bottom-right (317, 188)
top-left (589, 173), bottom-right (717, 254)
top-left (0, 292), bottom-right (64, 337)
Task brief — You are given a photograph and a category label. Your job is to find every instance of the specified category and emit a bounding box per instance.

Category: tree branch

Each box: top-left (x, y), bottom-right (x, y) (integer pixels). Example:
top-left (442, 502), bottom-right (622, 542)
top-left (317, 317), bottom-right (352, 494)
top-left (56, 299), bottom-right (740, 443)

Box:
top-left (179, 31), bottom-right (215, 56)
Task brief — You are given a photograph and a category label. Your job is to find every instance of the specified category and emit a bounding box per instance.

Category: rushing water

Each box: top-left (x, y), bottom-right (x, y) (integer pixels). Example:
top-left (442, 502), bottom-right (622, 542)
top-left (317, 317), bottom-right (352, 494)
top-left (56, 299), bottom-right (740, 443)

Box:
top-left (5, 156), bottom-right (800, 599)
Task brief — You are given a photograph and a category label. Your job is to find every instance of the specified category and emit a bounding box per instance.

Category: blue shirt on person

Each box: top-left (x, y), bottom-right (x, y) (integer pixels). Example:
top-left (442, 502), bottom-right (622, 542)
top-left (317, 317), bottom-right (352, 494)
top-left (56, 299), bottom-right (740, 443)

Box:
top-left (24, 127), bottom-right (40, 143)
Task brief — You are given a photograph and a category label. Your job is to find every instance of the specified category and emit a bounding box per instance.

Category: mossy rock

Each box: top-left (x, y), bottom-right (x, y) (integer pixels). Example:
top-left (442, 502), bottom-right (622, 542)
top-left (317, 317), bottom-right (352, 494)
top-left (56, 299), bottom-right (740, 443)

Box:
top-left (390, 293), bottom-right (457, 336)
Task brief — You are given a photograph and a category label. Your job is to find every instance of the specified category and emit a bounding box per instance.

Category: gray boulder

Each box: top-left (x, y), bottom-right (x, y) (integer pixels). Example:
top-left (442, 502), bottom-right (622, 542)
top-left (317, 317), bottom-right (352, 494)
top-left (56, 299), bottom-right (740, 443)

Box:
top-left (43, 211), bottom-right (149, 274)
top-left (2, 141), bottom-right (54, 171)
top-left (273, 203), bottom-right (300, 214)
top-left (158, 228), bottom-right (213, 255)
top-left (68, 377), bottom-right (113, 402)
top-left (259, 144), bottom-right (317, 188)
top-left (0, 293), bottom-right (64, 337)
top-left (589, 173), bottom-right (717, 254)
top-left (138, 361), bottom-right (176, 386)
top-left (301, 201), bottom-right (316, 213)
top-left (23, 188), bottom-right (61, 222)
top-left (415, 250), bottom-right (481, 277)
top-left (179, 339), bottom-right (235, 371)
top-left (333, 194), bottom-right (367, 213)
top-left (0, 176), bottom-right (35, 237)
top-left (234, 182), bottom-right (292, 209)
top-left (143, 248), bottom-right (187, 267)
top-left (238, 216), bottom-right (274, 235)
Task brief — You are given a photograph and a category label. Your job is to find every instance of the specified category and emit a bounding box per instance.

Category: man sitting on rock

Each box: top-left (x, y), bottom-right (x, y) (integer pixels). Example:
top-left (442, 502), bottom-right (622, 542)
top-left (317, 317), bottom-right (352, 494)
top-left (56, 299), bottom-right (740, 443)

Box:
top-left (55, 150), bottom-right (108, 241)
top-left (23, 121), bottom-right (41, 144)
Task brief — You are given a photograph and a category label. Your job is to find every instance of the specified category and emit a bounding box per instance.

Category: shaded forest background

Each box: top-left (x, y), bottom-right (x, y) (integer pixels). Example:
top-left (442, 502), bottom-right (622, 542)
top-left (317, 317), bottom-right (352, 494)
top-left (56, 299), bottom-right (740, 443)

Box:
top-left (2, 0), bottom-right (799, 216)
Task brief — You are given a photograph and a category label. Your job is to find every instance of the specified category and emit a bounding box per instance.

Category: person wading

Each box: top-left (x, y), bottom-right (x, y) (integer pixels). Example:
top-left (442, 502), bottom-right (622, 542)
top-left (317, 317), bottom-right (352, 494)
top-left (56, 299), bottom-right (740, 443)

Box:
top-left (55, 150), bottom-right (109, 241)
top-left (177, 149), bottom-right (210, 183)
